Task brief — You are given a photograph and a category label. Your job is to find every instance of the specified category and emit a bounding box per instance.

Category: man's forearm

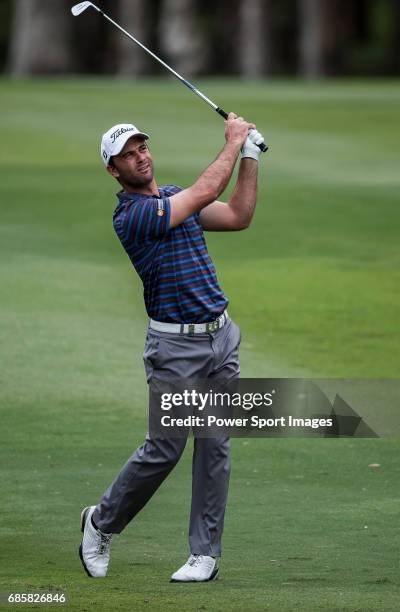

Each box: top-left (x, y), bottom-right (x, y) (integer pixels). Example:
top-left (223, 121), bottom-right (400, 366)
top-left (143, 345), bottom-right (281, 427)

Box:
top-left (227, 158), bottom-right (258, 228)
top-left (168, 112), bottom-right (252, 229)
top-left (191, 141), bottom-right (242, 207)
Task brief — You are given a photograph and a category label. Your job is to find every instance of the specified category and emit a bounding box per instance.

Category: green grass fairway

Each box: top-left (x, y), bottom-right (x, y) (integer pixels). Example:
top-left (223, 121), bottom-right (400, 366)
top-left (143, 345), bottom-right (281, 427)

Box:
top-left (1, 78), bottom-right (399, 611)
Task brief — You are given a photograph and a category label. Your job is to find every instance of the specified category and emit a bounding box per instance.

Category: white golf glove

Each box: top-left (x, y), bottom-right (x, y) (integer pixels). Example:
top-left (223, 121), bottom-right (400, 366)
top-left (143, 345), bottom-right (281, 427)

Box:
top-left (241, 129), bottom-right (265, 161)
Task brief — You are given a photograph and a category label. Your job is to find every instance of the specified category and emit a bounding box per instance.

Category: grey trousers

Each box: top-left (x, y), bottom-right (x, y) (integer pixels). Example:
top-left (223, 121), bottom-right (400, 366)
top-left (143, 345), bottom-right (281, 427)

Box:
top-left (93, 317), bottom-right (241, 557)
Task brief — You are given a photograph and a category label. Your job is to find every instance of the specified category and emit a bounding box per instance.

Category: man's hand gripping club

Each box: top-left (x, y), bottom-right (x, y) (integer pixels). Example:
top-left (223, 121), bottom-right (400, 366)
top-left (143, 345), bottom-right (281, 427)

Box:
top-left (224, 112), bottom-right (265, 162)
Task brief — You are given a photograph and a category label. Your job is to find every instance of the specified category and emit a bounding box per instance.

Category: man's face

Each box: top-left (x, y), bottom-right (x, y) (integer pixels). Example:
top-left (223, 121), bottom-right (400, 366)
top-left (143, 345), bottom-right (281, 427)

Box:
top-left (108, 136), bottom-right (153, 188)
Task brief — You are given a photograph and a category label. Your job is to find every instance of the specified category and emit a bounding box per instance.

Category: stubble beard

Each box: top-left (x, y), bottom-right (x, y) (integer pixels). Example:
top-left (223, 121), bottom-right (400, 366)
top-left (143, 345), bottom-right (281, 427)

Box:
top-left (121, 160), bottom-right (154, 190)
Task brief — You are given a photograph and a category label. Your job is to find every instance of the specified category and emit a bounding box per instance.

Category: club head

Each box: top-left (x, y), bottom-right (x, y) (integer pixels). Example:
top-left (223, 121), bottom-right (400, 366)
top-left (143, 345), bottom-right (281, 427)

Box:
top-left (71, 2), bottom-right (97, 17)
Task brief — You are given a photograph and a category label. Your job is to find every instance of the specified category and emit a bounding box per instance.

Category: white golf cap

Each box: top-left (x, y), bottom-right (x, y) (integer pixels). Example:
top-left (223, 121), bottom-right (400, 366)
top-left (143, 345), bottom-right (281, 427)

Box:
top-left (100, 123), bottom-right (149, 166)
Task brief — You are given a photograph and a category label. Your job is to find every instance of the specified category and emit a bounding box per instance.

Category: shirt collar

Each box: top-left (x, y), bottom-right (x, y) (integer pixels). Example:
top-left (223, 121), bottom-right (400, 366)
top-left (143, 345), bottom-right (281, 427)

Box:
top-left (117, 188), bottom-right (164, 202)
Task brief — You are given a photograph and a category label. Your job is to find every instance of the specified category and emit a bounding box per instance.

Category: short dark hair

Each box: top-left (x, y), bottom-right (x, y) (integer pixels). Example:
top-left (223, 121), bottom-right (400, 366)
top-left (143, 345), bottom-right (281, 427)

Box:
top-left (107, 156), bottom-right (122, 185)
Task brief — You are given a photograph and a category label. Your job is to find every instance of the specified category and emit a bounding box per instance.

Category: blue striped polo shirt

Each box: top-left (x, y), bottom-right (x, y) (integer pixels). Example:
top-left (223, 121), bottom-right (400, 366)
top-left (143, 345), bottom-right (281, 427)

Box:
top-left (112, 184), bottom-right (228, 323)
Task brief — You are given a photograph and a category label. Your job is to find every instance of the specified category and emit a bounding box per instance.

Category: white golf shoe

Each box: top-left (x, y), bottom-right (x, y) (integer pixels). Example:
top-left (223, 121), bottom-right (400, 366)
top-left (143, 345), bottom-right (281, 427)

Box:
top-left (79, 506), bottom-right (113, 578)
top-left (170, 554), bottom-right (219, 582)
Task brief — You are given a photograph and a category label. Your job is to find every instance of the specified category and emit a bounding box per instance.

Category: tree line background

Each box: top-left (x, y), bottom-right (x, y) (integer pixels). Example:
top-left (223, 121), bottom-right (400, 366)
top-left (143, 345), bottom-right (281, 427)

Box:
top-left (1, 0), bottom-right (399, 78)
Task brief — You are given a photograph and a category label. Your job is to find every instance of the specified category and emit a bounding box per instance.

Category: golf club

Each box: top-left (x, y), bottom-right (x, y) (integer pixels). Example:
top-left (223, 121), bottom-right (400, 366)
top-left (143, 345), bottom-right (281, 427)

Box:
top-left (71, 1), bottom-right (268, 153)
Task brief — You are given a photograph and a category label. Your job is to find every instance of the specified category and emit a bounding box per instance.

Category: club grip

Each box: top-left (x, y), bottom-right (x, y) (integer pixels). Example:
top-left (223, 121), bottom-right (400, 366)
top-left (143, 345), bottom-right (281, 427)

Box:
top-left (216, 107), bottom-right (229, 120)
top-left (216, 107), bottom-right (268, 153)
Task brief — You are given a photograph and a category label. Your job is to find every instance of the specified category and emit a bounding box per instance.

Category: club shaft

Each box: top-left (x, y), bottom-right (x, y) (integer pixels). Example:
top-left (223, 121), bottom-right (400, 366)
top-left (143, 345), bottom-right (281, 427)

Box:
top-left (98, 8), bottom-right (218, 111)
top-left (86, 3), bottom-right (267, 152)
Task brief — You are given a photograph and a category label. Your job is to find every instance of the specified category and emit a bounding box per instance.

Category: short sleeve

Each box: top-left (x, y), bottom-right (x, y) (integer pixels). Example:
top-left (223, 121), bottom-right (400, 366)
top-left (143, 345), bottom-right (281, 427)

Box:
top-left (114, 196), bottom-right (171, 247)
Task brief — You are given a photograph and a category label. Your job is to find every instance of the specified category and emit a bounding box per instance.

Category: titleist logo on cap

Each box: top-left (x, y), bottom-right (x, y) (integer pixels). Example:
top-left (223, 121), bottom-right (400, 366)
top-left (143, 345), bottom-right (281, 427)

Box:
top-left (110, 126), bottom-right (135, 144)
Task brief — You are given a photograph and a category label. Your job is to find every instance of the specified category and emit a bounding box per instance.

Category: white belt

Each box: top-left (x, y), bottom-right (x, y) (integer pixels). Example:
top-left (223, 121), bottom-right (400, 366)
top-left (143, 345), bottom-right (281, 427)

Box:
top-left (149, 310), bottom-right (229, 335)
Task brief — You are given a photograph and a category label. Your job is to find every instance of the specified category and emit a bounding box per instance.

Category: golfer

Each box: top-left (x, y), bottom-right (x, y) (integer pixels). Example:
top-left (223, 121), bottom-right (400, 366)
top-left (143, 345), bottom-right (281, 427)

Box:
top-left (79, 113), bottom-right (265, 582)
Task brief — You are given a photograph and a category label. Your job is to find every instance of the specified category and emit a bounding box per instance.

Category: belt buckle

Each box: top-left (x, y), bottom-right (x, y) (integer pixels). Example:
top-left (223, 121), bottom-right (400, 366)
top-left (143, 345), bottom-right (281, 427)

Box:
top-left (206, 320), bottom-right (219, 333)
top-left (188, 324), bottom-right (195, 336)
